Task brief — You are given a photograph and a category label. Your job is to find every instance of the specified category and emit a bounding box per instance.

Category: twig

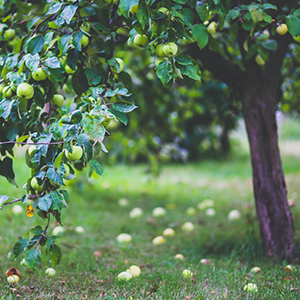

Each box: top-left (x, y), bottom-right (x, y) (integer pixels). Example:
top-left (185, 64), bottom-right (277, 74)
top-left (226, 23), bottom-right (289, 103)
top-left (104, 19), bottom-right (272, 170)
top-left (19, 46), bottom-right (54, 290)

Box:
top-left (0, 141), bottom-right (64, 146)
top-left (35, 213), bottom-right (51, 250)
top-left (3, 191), bottom-right (46, 206)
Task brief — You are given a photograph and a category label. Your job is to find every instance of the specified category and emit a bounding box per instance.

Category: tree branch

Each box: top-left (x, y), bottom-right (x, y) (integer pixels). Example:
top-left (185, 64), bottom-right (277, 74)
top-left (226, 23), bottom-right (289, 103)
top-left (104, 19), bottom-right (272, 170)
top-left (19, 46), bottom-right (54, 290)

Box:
top-left (187, 43), bottom-right (246, 92)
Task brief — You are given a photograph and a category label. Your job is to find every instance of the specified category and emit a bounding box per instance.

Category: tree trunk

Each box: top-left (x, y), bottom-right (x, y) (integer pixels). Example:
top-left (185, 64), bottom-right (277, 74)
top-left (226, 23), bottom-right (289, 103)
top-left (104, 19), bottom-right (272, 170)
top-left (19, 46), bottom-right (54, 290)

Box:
top-left (242, 83), bottom-right (295, 259)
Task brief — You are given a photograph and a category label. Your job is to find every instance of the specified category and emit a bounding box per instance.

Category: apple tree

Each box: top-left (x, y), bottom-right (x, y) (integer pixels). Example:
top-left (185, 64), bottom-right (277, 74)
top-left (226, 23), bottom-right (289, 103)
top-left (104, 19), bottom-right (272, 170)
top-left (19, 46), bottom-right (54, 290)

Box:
top-left (1, 0), bottom-right (300, 268)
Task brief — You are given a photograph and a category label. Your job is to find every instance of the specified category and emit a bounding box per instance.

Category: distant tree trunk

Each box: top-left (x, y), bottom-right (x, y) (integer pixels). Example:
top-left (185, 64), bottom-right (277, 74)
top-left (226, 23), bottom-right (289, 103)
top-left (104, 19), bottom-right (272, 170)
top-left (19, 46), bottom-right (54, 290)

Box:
top-left (242, 83), bottom-right (294, 259)
top-left (219, 124), bottom-right (230, 155)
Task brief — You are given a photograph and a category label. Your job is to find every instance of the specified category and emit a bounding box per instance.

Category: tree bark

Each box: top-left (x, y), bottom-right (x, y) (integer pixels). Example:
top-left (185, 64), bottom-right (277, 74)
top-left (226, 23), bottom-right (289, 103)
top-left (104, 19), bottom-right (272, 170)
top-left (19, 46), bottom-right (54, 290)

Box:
top-left (242, 82), bottom-right (295, 259)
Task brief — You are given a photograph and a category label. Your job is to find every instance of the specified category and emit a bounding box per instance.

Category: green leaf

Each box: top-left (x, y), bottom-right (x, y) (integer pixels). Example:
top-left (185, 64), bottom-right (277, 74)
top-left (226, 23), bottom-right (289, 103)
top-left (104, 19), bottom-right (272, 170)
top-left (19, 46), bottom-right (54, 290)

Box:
top-left (25, 53), bottom-right (40, 72)
top-left (286, 15), bottom-right (300, 37)
top-left (30, 225), bottom-right (44, 235)
top-left (50, 191), bottom-right (64, 212)
top-left (113, 102), bottom-right (137, 113)
top-left (13, 239), bottom-right (29, 259)
top-left (45, 57), bottom-right (60, 69)
top-left (72, 31), bottom-right (84, 51)
top-left (177, 64), bottom-right (201, 81)
top-left (261, 40), bottom-right (278, 51)
top-left (90, 159), bottom-right (104, 176)
top-left (261, 3), bottom-right (277, 11)
top-left (0, 157), bottom-right (16, 186)
top-left (0, 195), bottom-right (9, 206)
top-left (54, 151), bottom-right (64, 170)
top-left (28, 35), bottom-right (45, 55)
top-left (46, 168), bottom-right (64, 186)
top-left (25, 249), bottom-right (41, 270)
top-left (38, 194), bottom-right (53, 212)
top-left (84, 68), bottom-right (102, 86)
top-left (78, 134), bottom-right (93, 161)
top-left (137, 0), bottom-right (149, 30)
top-left (191, 24), bottom-right (209, 49)
top-left (84, 117), bottom-right (106, 143)
top-left (60, 4), bottom-right (78, 25)
top-left (46, 2), bottom-right (63, 15)
top-left (175, 55), bottom-right (193, 66)
top-left (196, 4), bottom-right (209, 21)
top-left (119, 0), bottom-right (139, 17)
top-left (58, 34), bottom-right (72, 56)
top-left (156, 60), bottom-right (173, 87)
top-left (109, 108), bottom-right (128, 125)
top-left (72, 68), bottom-right (89, 96)
top-left (0, 99), bottom-right (13, 119)
top-left (49, 244), bottom-right (61, 267)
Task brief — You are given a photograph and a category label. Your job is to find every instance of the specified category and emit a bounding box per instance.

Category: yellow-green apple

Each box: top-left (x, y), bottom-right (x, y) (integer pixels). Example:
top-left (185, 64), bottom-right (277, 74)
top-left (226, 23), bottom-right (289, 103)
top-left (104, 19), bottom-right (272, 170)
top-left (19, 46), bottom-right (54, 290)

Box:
top-left (17, 83), bottom-right (34, 100)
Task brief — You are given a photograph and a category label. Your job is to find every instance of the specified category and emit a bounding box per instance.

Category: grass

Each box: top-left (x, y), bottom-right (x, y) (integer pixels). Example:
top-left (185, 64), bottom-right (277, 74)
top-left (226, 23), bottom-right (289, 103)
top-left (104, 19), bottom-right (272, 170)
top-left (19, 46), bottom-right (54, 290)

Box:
top-left (1, 117), bottom-right (300, 299)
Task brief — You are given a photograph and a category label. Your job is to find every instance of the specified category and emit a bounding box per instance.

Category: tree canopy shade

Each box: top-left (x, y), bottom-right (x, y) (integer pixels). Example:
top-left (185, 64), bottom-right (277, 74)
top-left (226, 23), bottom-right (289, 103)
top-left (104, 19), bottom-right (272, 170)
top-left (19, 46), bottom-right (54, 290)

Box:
top-left (1, 0), bottom-right (300, 268)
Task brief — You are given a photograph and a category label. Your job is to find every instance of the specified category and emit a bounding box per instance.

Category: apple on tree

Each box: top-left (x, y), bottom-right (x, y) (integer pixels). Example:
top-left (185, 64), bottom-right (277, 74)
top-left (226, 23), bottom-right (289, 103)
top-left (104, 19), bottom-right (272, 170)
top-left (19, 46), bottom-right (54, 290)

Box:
top-left (65, 145), bottom-right (83, 161)
top-left (276, 24), bottom-right (288, 35)
top-left (104, 0), bottom-right (118, 4)
top-left (65, 64), bottom-right (77, 74)
top-left (17, 83), bottom-right (34, 100)
top-left (80, 35), bottom-right (89, 47)
top-left (155, 44), bottom-right (166, 57)
top-left (110, 58), bottom-right (124, 74)
top-left (32, 68), bottom-right (48, 81)
top-left (51, 94), bottom-right (64, 107)
top-left (130, 4), bottom-right (138, 15)
top-left (80, 22), bottom-right (90, 33)
top-left (133, 34), bottom-right (149, 48)
top-left (163, 42), bottom-right (178, 57)
top-left (207, 21), bottom-right (218, 34)
top-left (4, 29), bottom-right (15, 41)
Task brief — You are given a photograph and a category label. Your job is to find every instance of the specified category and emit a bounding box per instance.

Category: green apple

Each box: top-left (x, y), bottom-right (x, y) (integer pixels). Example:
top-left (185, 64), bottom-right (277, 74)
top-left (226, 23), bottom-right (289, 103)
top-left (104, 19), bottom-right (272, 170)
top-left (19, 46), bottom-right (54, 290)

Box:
top-left (28, 145), bottom-right (36, 156)
top-left (182, 269), bottom-right (193, 278)
top-left (127, 38), bottom-right (138, 48)
top-left (155, 57), bottom-right (167, 67)
top-left (17, 83), bottom-right (34, 100)
top-left (63, 163), bottom-right (70, 178)
top-left (163, 42), bottom-right (178, 57)
top-left (277, 24), bottom-right (288, 35)
top-left (102, 118), bottom-right (111, 127)
top-left (116, 233), bottom-right (132, 243)
top-left (39, 87), bottom-right (45, 96)
top-left (32, 68), bottom-right (48, 81)
top-left (255, 54), bottom-right (265, 66)
top-left (117, 271), bottom-right (132, 281)
top-left (293, 35), bottom-right (300, 42)
top-left (45, 268), bottom-right (56, 277)
top-left (7, 275), bottom-right (19, 284)
top-left (133, 34), bottom-right (149, 48)
top-left (51, 94), bottom-right (64, 107)
top-left (3, 86), bottom-right (13, 99)
top-left (66, 145), bottom-right (83, 161)
top-left (158, 7), bottom-right (169, 14)
top-left (31, 177), bottom-right (41, 190)
top-left (80, 22), bottom-right (90, 33)
top-left (243, 283), bottom-right (258, 292)
top-left (80, 35), bottom-right (89, 47)
top-left (111, 58), bottom-right (124, 73)
top-left (63, 84), bottom-right (71, 93)
top-left (4, 29), bottom-right (15, 41)
top-left (126, 265), bottom-right (141, 278)
top-left (152, 236), bottom-right (166, 245)
top-left (7, 37), bottom-right (19, 48)
top-left (105, 0), bottom-right (118, 4)
top-left (174, 254), bottom-right (184, 260)
top-left (65, 64), bottom-right (76, 74)
top-left (207, 21), bottom-right (218, 34)
top-left (163, 228), bottom-right (175, 237)
top-left (155, 44), bottom-right (166, 57)
top-left (130, 4), bottom-right (138, 15)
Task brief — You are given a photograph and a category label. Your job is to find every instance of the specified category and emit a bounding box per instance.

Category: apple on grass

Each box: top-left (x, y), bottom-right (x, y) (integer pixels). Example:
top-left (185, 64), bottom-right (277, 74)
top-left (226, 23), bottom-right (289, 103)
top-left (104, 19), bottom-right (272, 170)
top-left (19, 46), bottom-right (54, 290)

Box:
top-left (7, 275), bottom-right (19, 284)
top-left (129, 207), bottom-right (143, 218)
top-left (12, 205), bottom-right (23, 215)
top-left (117, 233), bottom-right (132, 243)
top-left (126, 265), bottom-right (141, 278)
top-left (181, 222), bottom-right (194, 232)
top-left (228, 210), bottom-right (241, 221)
top-left (52, 226), bottom-right (64, 236)
top-left (45, 268), bottom-right (56, 277)
top-left (75, 226), bottom-right (85, 233)
top-left (174, 254), bottom-right (184, 260)
top-left (250, 267), bottom-right (262, 274)
top-left (118, 198), bottom-right (129, 207)
top-left (17, 83), bottom-right (34, 100)
top-left (205, 208), bottom-right (216, 216)
top-left (163, 228), bottom-right (175, 237)
top-left (243, 283), bottom-right (258, 292)
top-left (152, 236), bottom-right (166, 245)
top-left (152, 207), bottom-right (167, 217)
top-left (182, 269), bottom-right (193, 278)
top-left (117, 271), bottom-right (132, 281)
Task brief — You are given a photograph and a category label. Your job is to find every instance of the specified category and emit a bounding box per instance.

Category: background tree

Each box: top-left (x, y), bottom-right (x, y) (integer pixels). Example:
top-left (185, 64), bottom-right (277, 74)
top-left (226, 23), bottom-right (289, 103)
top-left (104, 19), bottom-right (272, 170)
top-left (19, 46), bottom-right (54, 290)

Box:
top-left (1, 0), bottom-right (300, 268)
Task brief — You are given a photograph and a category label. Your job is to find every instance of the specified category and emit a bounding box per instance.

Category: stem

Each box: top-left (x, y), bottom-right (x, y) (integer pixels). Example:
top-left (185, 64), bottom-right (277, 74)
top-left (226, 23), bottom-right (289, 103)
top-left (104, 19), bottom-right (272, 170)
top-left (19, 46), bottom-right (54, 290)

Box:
top-left (0, 141), bottom-right (64, 146)
top-left (3, 191), bottom-right (46, 206)
top-left (35, 213), bottom-right (51, 250)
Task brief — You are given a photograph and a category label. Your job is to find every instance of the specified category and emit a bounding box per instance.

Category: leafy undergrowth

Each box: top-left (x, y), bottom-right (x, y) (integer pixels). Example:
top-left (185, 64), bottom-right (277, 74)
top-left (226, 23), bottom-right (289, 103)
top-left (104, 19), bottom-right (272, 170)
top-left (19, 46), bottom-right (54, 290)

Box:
top-left (1, 152), bottom-right (300, 299)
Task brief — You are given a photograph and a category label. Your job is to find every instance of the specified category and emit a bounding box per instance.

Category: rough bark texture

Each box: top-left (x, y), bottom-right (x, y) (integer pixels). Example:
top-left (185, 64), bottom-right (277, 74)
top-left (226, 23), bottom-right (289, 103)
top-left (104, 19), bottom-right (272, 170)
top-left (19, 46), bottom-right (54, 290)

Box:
top-left (188, 31), bottom-right (295, 259)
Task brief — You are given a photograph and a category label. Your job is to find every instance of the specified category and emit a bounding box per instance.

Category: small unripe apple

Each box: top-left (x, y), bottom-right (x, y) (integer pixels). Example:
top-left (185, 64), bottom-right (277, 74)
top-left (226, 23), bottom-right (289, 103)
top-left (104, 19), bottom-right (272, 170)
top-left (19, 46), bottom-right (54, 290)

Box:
top-left (127, 38), bottom-right (138, 48)
top-left (174, 254), bottom-right (184, 260)
top-left (130, 4), bottom-right (138, 15)
top-left (200, 258), bottom-right (211, 265)
top-left (182, 269), bottom-right (193, 278)
top-left (284, 265), bottom-right (294, 273)
top-left (32, 68), bottom-right (48, 81)
top-left (207, 21), bottom-right (218, 34)
top-left (250, 267), bottom-right (262, 274)
top-left (45, 268), bottom-right (56, 276)
top-left (158, 7), bottom-right (169, 14)
top-left (65, 65), bottom-right (76, 74)
top-left (243, 283), bottom-right (258, 292)
top-left (111, 58), bottom-right (124, 74)
top-left (126, 265), bottom-right (141, 278)
top-left (4, 29), bottom-right (15, 41)
top-left (80, 35), bottom-right (89, 47)
top-left (181, 222), bottom-right (194, 232)
top-left (7, 36), bottom-right (19, 48)
top-left (152, 207), bottom-right (167, 217)
top-left (276, 24), bottom-right (288, 35)
top-left (152, 236), bottom-right (166, 245)
top-left (65, 145), bottom-right (83, 161)
top-left (258, 30), bottom-right (270, 41)
top-left (155, 44), bottom-right (166, 57)
top-left (163, 42), bottom-right (178, 57)
top-left (7, 275), bottom-right (19, 284)
top-left (116, 233), bottom-right (132, 243)
top-left (117, 271), bottom-right (132, 281)
top-left (63, 163), bottom-right (70, 178)
top-left (104, 0), bottom-right (118, 4)
top-left (155, 57), bottom-right (167, 67)
top-left (3, 86), bottom-right (13, 99)
top-left (12, 205), bottom-right (23, 215)
top-left (163, 228), bottom-right (175, 237)
top-left (255, 54), bottom-right (265, 66)
top-left (17, 83), bottom-right (34, 100)
top-left (80, 23), bottom-right (90, 33)
top-left (31, 177), bottom-right (41, 190)
top-left (51, 94), bottom-right (64, 107)
top-left (129, 207), bottom-right (143, 218)
top-left (63, 84), bottom-right (71, 93)
top-left (133, 34), bottom-right (149, 48)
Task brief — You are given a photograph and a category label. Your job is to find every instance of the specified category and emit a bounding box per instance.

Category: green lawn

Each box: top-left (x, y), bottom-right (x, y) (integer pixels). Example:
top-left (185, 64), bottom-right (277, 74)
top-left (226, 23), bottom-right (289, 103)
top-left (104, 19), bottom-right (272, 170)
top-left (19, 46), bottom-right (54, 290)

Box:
top-left (1, 121), bottom-right (300, 299)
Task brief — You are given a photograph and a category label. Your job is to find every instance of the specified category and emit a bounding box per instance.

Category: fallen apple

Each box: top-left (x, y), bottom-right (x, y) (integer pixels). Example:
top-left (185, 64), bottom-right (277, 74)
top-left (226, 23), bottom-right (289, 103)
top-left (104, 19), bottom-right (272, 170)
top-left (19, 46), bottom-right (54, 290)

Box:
top-left (116, 233), bottom-right (132, 243)
top-left (129, 207), bottom-right (143, 218)
top-left (163, 228), bottom-right (175, 237)
top-left (12, 205), bottom-right (23, 215)
top-left (182, 269), bottom-right (193, 278)
top-left (250, 267), bottom-right (262, 274)
top-left (243, 283), bottom-right (258, 292)
top-left (126, 265), bottom-right (141, 278)
top-left (7, 274), bottom-right (19, 284)
top-left (93, 251), bottom-right (102, 258)
top-left (117, 271), bottom-right (132, 281)
top-left (52, 226), bottom-right (64, 236)
top-left (45, 268), bottom-right (56, 276)
top-left (186, 207), bottom-right (196, 216)
top-left (205, 208), bottom-right (216, 217)
top-left (152, 236), bottom-right (166, 245)
top-left (181, 222), bottom-right (194, 232)
top-left (228, 209), bottom-right (241, 221)
top-left (118, 198), bottom-right (129, 207)
top-left (75, 226), bottom-right (85, 233)
top-left (152, 207), bottom-right (167, 217)
top-left (174, 254), bottom-right (184, 261)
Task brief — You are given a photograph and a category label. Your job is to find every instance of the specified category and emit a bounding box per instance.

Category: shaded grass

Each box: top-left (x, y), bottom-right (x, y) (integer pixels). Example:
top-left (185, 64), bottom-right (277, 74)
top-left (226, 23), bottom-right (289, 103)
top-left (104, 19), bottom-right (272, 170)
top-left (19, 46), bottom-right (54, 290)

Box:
top-left (1, 148), bottom-right (300, 298)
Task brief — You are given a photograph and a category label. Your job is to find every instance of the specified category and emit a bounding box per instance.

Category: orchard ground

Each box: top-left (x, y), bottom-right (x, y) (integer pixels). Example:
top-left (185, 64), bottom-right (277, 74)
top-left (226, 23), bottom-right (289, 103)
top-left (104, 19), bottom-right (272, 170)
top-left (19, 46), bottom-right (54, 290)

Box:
top-left (1, 115), bottom-right (300, 299)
